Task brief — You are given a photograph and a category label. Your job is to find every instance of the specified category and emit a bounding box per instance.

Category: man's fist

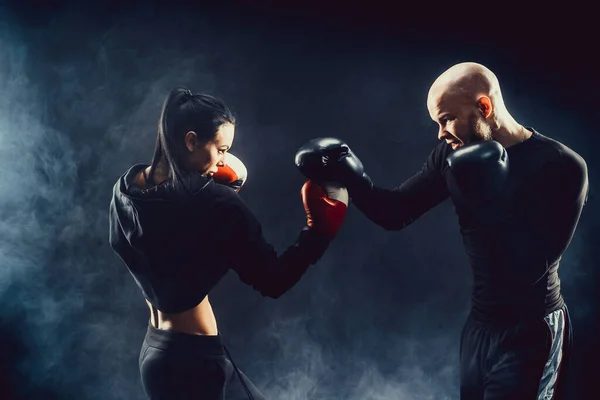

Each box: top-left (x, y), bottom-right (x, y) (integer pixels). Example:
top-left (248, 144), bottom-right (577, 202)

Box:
top-left (446, 140), bottom-right (509, 204)
top-left (295, 137), bottom-right (372, 194)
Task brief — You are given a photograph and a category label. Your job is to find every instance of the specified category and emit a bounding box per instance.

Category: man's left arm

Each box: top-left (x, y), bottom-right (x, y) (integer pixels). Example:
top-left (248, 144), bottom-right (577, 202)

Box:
top-left (539, 151), bottom-right (589, 263)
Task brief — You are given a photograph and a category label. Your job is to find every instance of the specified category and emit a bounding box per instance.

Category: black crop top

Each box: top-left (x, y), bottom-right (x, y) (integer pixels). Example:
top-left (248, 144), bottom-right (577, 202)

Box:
top-left (109, 165), bottom-right (330, 313)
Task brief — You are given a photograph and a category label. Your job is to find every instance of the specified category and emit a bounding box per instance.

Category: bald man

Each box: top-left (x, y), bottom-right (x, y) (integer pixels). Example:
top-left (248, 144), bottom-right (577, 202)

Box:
top-left (294, 62), bottom-right (589, 399)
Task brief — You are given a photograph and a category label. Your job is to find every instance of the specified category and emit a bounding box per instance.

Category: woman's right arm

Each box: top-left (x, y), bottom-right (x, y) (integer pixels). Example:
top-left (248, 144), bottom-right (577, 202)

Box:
top-left (222, 183), bottom-right (346, 299)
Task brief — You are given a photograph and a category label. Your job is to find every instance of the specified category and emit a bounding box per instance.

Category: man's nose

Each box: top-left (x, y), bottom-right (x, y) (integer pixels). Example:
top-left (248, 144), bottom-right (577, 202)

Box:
top-left (438, 127), bottom-right (448, 141)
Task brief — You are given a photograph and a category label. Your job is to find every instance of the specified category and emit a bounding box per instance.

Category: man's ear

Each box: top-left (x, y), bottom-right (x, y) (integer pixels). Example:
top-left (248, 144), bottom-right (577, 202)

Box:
top-left (184, 131), bottom-right (198, 152)
top-left (477, 96), bottom-right (493, 118)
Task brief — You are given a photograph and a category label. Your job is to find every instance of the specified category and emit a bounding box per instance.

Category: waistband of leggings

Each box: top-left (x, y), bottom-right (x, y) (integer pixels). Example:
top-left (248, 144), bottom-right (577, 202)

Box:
top-left (144, 323), bottom-right (225, 355)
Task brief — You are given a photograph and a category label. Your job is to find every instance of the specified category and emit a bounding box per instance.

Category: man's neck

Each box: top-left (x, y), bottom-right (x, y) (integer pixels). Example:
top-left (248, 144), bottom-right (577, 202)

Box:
top-left (493, 122), bottom-right (531, 148)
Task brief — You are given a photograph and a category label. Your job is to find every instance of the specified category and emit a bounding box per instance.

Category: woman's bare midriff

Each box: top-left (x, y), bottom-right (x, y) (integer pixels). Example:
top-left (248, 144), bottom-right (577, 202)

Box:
top-left (146, 296), bottom-right (218, 336)
top-left (136, 167), bottom-right (219, 336)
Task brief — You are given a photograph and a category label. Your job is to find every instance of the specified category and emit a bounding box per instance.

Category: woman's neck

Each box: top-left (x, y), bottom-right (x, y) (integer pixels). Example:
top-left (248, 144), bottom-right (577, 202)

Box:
top-left (148, 161), bottom-right (169, 185)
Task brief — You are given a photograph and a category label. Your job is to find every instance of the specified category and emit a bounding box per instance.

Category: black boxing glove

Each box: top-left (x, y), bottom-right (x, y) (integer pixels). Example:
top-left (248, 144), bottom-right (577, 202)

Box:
top-left (446, 140), bottom-right (509, 204)
top-left (294, 137), bottom-right (373, 196)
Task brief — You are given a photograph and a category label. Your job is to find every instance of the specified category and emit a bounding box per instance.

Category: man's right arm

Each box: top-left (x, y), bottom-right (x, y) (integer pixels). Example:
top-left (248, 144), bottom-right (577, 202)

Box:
top-left (295, 138), bottom-right (451, 231)
top-left (350, 154), bottom-right (451, 230)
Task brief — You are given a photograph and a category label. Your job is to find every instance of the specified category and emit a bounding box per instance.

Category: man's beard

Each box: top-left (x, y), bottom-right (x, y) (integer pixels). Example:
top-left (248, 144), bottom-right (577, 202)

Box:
top-left (466, 114), bottom-right (493, 144)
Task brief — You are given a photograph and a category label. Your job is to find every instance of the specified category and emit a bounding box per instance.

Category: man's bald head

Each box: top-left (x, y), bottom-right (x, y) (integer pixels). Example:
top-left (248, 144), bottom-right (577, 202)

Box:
top-left (427, 62), bottom-right (501, 112)
top-left (427, 62), bottom-right (510, 150)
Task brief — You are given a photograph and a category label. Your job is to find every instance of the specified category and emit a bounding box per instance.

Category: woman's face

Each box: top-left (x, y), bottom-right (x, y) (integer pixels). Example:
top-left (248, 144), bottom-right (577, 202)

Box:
top-left (185, 123), bottom-right (235, 176)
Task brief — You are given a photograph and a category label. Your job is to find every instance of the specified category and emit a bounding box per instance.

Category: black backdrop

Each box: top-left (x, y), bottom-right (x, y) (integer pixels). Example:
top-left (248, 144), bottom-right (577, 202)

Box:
top-left (0, 1), bottom-right (596, 399)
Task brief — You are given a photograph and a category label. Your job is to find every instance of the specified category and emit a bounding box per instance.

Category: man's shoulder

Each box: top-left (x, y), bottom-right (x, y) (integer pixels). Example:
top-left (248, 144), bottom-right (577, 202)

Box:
top-left (530, 130), bottom-right (588, 184)
top-left (532, 130), bottom-right (587, 171)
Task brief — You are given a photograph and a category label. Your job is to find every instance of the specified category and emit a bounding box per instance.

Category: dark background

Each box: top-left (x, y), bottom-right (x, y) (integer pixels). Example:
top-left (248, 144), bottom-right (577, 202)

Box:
top-left (0, 0), bottom-right (596, 399)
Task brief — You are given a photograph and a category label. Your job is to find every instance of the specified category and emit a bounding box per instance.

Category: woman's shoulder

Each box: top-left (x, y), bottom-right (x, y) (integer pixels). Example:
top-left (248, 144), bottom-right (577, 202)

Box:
top-left (198, 181), bottom-right (249, 211)
top-left (194, 182), bottom-right (259, 227)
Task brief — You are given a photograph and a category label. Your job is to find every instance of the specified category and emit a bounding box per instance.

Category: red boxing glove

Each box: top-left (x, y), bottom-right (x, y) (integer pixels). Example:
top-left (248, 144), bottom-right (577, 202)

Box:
top-left (301, 180), bottom-right (349, 239)
top-left (213, 153), bottom-right (248, 192)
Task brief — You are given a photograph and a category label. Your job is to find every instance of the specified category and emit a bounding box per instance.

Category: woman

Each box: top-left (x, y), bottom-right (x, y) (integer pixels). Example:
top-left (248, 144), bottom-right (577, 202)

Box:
top-left (108, 87), bottom-right (348, 400)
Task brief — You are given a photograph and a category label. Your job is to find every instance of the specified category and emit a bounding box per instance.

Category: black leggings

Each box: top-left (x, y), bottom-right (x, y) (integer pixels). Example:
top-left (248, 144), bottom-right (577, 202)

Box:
top-left (139, 324), bottom-right (267, 400)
